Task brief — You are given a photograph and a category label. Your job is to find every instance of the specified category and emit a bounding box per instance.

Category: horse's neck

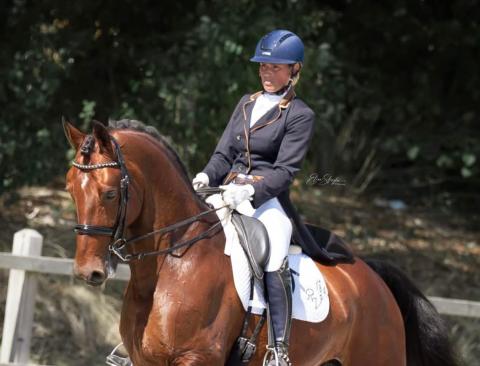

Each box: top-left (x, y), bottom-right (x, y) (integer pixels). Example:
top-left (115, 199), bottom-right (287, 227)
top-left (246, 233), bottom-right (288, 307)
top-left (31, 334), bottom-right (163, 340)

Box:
top-left (124, 138), bottom-right (219, 297)
top-left (126, 204), bottom-right (221, 299)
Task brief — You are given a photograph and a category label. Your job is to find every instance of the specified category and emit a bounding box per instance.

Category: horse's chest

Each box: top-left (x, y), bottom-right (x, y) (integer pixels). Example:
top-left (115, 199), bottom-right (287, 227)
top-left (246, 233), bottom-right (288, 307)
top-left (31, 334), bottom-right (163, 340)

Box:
top-left (123, 293), bottom-right (212, 360)
top-left (127, 312), bottom-right (217, 365)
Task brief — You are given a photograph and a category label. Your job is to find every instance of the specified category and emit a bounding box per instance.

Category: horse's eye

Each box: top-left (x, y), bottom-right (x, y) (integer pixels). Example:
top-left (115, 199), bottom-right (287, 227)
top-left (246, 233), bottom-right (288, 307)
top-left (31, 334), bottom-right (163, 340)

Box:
top-left (105, 190), bottom-right (117, 200)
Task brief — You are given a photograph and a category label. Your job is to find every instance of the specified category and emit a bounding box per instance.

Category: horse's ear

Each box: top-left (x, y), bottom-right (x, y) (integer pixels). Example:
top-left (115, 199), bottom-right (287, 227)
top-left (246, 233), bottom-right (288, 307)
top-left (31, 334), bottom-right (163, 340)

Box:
top-left (92, 120), bottom-right (114, 156)
top-left (62, 117), bottom-right (85, 150)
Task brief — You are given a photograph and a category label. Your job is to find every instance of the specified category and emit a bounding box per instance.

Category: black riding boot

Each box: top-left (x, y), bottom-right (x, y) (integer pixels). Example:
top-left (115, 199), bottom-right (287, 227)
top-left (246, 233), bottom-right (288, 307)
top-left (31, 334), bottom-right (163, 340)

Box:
top-left (265, 257), bottom-right (293, 366)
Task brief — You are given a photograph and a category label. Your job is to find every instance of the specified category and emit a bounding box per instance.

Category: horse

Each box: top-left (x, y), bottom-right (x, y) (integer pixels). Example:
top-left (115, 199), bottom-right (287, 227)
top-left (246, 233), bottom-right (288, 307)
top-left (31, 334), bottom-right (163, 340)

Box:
top-left (63, 119), bottom-right (459, 366)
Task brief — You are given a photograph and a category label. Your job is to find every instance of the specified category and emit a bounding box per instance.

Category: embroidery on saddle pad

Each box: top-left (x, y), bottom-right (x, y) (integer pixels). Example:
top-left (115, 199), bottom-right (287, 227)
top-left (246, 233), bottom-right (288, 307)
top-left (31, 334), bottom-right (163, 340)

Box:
top-left (206, 193), bottom-right (330, 323)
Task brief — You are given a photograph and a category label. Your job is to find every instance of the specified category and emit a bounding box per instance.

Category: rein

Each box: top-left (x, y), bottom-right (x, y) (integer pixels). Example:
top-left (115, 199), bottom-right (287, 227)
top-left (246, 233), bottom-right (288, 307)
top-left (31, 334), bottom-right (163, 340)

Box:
top-left (110, 205), bottom-right (225, 262)
top-left (71, 135), bottom-right (226, 262)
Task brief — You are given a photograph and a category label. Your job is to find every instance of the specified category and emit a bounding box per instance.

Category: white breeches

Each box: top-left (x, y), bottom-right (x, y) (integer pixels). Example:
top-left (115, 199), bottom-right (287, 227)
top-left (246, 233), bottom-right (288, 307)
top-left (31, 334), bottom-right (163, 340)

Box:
top-left (236, 197), bottom-right (292, 272)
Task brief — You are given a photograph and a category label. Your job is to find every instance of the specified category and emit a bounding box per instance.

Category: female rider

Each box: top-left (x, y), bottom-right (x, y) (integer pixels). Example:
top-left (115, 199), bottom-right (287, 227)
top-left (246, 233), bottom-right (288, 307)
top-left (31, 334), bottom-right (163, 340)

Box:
top-left (192, 29), bottom-right (314, 366)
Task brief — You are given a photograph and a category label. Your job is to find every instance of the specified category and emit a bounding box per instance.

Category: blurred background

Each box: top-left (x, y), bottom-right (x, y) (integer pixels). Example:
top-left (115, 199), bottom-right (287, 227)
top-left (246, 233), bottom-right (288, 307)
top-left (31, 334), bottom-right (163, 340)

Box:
top-left (0, 1), bottom-right (479, 365)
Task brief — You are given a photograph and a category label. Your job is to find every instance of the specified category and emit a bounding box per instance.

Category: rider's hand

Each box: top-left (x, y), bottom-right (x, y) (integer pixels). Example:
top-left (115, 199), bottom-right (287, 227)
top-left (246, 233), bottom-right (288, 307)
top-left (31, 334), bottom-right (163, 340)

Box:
top-left (219, 184), bottom-right (255, 210)
top-left (192, 172), bottom-right (209, 191)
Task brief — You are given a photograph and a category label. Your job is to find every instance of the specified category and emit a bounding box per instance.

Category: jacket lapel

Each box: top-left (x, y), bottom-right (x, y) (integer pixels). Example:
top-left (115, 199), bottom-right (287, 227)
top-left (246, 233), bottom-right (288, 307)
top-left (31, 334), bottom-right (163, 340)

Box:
top-left (250, 88), bottom-right (296, 133)
top-left (241, 93), bottom-right (259, 172)
top-left (250, 104), bottom-right (280, 129)
top-left (240, 88), bottom-right (297, 173)
top-left (242, 91), bottom-right (260, 124)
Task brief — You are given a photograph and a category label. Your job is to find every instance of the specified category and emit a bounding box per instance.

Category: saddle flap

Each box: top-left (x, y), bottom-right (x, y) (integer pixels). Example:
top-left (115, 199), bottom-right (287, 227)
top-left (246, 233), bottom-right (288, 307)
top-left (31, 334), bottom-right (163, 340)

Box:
top-left (231, 211), bottom-right (270, 279)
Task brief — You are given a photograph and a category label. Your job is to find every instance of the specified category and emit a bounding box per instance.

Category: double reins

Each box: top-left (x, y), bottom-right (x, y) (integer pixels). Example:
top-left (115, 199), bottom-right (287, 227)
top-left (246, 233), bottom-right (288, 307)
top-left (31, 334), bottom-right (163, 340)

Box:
top-left (71, 135), bottom-right (226, 262)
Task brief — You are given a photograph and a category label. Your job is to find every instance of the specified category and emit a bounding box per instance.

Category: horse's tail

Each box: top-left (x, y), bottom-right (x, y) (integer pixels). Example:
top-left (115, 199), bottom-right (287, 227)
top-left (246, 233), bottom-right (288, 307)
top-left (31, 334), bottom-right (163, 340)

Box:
top-left (364, 258), bottom-right (461, 366)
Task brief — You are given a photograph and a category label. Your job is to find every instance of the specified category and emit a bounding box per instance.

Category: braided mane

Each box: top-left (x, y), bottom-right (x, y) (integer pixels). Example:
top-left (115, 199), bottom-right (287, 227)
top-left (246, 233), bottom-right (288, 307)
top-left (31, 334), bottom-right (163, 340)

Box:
top-left (107, 119), bottom-right (192, 184)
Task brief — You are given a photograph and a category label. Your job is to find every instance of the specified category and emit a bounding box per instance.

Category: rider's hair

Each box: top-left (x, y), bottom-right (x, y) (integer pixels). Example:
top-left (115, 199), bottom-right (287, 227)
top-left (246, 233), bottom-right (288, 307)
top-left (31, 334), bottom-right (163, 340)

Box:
top-left (290, 63), bottom-right (302, 87)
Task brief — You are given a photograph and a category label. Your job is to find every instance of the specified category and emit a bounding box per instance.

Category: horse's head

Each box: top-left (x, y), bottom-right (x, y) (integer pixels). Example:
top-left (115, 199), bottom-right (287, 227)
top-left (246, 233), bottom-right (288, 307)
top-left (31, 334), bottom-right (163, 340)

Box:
top-left (63, 120), bottom-right (142, 286)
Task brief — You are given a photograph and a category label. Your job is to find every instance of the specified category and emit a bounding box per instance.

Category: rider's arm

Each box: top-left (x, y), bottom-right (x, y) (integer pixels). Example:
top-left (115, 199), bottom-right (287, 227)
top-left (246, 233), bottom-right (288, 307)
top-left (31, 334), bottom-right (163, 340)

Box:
top-left (251, 106), bottom-right (315, 208)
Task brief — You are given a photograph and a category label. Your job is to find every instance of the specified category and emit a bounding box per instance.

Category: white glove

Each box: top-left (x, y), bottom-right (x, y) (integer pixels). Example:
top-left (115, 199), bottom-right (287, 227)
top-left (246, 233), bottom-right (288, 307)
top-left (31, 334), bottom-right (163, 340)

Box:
top-left (219, 184), bottom-right (255, 210)
top-left (192, 172), bottom-right (209, 191)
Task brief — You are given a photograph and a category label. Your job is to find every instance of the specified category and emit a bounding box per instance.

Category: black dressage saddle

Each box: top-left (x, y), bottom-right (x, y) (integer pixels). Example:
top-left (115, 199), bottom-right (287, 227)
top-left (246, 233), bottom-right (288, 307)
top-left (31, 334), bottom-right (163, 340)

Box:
top-left (230, 209), bottom-right (355, 281)
top-left (231, 212), bottom-right (270, 280)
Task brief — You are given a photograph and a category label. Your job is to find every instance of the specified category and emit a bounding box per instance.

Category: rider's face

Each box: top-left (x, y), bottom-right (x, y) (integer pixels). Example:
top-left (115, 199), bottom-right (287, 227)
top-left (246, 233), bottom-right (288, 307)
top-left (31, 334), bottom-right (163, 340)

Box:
top-left (259, 63), bottom-right (292, 93)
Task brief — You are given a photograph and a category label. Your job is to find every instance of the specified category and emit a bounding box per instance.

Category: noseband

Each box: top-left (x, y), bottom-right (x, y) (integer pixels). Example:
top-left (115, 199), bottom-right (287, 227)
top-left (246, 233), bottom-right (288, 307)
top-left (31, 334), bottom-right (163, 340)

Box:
top-left (71, 135), bottom-right (225, 262)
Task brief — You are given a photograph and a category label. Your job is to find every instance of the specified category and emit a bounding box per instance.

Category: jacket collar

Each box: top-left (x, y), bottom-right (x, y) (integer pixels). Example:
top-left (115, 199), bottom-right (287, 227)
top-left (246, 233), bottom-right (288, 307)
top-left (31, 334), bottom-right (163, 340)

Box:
top-left (248, 87), bottom-right (296, 108)
top-left (240, 88), bottom-right (296, 173)
top-left (242, 88), bottom-right (296, 132)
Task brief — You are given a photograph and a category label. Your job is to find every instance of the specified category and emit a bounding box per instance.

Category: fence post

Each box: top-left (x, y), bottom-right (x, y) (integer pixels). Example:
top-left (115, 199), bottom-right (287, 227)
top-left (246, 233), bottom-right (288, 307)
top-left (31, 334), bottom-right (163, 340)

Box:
top-left (0, 229), bottom-right (43, 364)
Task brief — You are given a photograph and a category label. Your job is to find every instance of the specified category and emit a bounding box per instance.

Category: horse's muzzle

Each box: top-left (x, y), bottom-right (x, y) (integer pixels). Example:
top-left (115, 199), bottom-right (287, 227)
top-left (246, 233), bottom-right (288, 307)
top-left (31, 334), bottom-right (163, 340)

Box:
top-left (74, 262), bottom-right (107, 286)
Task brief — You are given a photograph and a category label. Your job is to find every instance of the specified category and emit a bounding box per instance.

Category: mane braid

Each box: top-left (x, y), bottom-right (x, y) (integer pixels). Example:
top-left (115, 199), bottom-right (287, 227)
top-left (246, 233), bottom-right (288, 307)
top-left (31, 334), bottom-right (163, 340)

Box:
top-left (107, 119), bottom-right (192, 185)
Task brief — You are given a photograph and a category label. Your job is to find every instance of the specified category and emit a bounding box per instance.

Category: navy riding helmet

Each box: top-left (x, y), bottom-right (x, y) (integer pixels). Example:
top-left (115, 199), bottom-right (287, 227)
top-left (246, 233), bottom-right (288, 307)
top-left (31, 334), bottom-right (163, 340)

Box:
top-left (250, 29), bottom-right (304, 64)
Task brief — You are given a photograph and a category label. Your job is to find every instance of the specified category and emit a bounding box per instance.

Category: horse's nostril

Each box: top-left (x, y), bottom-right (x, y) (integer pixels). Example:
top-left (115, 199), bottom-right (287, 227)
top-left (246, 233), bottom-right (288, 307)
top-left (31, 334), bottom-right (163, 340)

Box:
top-left (89, 270), bottom-right (106, 285)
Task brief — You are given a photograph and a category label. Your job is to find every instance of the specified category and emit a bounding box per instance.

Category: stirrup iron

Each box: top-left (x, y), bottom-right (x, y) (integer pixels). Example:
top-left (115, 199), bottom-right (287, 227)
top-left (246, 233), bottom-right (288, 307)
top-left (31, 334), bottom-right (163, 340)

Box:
top-left (263, 344), bottom-right (292, 366)
top-left (106, 343), bottom-right (133, 366)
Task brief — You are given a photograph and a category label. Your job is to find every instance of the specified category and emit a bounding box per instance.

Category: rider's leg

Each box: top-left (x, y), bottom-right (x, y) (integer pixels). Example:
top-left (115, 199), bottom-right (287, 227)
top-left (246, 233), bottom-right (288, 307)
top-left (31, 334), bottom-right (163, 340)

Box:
top-left (251, 197), bottom-right (292, 272)
top-left (252, 198), bottom-right (293, 366)
top-left (264, 258), bottom-right (292, 366)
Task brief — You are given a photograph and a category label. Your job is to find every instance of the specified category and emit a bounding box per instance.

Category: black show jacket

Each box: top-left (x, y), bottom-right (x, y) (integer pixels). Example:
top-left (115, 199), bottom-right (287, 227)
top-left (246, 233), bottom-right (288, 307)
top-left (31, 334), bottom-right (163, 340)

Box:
top-left (202, 89), bottom-right (350, 265)
top-left (202, 89), bottom-right (315, 209)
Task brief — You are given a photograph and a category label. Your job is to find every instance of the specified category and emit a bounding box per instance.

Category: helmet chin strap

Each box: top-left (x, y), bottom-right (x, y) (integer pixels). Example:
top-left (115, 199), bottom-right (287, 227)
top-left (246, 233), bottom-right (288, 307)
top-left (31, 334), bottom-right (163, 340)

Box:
top-left (264, 79), bottom-right (293, 96)
top-left (264, 64), bottom-right (299, 96)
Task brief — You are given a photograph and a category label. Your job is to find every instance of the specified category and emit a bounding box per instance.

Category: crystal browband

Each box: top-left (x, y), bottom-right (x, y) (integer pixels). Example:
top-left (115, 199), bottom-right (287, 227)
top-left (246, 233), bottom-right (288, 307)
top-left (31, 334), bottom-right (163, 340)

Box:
top-left (72, 161), bottom-right (120, 170)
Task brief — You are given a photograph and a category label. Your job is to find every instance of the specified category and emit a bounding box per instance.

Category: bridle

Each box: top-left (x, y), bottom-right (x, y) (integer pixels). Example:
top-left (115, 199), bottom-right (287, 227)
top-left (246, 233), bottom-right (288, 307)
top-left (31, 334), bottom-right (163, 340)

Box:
top-left (71, 135), bottom-right (225, 262)
top-left (73, 138), bottom-right (129, 239)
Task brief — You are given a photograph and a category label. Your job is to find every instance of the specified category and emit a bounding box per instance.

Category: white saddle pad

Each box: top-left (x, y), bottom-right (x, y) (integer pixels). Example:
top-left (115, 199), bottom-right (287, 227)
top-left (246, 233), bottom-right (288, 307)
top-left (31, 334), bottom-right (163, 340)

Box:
top-left (206, 194), bottom-right (330, 323)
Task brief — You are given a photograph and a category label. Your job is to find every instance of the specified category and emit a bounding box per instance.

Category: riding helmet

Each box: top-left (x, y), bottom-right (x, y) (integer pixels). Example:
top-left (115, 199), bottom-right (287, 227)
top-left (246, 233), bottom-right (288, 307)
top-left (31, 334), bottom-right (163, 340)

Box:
top-left (250, 29), bottom-right (304, 64)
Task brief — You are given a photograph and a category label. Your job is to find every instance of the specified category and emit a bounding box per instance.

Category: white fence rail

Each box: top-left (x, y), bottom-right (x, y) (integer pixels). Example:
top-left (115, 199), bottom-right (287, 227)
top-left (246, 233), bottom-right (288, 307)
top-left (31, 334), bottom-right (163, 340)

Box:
top-left (1, 229), bottom-right (479, 365)
top-left (1, 230), bottom-right (42, 365)
top-left (0, 253), bottom-right (131, 281)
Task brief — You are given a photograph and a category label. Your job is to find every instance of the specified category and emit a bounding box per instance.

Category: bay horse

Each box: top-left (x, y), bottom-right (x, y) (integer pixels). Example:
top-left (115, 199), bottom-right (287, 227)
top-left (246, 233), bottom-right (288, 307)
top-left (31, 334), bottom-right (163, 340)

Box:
top-left (64, 119), bottom-right (459, 366)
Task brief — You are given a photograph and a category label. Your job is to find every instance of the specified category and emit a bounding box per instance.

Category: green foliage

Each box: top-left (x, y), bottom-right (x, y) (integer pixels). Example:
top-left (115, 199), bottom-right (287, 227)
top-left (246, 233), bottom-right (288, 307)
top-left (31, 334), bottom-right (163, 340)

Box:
top-left (0, 1), bottom-right (478, 196)
top-left (79, 100), bottom-right (96, 129)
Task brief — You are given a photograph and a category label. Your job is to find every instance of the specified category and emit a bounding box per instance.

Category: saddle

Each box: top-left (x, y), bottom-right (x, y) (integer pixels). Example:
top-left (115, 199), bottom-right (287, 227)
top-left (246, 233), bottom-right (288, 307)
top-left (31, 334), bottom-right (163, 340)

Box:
top-left (230, 210), bottom-right (355, 283)
top-left (231, 211), bottom-right (270, 280)
top-left (228, 210), bottom-right (352, 366)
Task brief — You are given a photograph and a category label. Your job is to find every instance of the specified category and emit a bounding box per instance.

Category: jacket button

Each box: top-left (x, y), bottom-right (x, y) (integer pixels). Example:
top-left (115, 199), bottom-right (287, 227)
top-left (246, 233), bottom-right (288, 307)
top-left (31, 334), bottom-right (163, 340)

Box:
top-left (236, 135), bottom-right (241, 140)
